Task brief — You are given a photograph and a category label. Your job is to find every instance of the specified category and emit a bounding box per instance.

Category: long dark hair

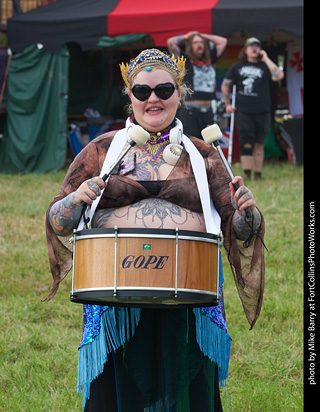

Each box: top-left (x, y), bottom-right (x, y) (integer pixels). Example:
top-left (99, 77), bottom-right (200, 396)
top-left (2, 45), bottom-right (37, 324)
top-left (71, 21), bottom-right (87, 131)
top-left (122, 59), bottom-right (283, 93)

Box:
top-left (185, 33), bottom-right (211, 63)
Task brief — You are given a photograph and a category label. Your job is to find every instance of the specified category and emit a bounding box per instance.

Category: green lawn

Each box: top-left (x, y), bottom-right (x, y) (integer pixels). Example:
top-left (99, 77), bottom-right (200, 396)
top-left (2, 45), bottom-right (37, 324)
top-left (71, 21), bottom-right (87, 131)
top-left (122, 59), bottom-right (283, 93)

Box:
top-left (0, 161), bottom-right (303, 411)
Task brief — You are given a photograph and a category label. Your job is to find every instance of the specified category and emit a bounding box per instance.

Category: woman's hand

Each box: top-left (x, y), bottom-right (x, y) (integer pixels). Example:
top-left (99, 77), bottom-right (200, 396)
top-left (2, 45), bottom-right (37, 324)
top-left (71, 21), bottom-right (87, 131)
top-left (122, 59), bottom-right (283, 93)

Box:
top-left (49, 176), bottom-right (106, 236)
top-left (225, 103), bottom-right (236, 114)
top-left (73, 177), bottom-right (107, 205)
top-left (229, 176), bottom-right (256, 215)
top-left (229, 176), bottom-right (261, 241)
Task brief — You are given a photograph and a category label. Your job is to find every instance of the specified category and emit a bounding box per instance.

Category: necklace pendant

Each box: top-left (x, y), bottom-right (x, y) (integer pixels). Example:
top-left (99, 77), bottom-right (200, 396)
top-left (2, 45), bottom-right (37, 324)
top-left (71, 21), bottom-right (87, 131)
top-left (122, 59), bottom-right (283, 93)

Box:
top-left (142, 132), bottom-right (170, 164)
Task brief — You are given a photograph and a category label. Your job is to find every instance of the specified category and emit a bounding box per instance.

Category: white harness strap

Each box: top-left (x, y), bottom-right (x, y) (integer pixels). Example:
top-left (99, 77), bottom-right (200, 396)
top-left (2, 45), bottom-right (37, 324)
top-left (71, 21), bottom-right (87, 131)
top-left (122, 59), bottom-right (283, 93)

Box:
top-left (77, 128), bottom-right (128, 230)
top-left (78, 121), bottom-right (221, 234)
top-left (181, 135), bottom-right (221, 234)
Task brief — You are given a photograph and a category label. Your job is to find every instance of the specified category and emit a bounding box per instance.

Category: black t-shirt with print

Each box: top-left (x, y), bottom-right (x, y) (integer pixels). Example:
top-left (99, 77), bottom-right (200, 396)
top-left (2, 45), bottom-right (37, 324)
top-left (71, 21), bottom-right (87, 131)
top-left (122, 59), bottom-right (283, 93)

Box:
top-left (183, 45), bottom-right (218, 101)
top-left (225, 61), bottom-right (272, 114)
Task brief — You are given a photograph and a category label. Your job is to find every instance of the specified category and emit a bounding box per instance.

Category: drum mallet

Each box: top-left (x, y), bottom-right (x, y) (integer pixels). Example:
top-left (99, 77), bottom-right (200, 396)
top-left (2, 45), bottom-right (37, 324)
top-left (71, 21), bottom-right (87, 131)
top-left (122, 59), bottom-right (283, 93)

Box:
top-left (201, 124), bottom-right (252, 219)
top-left (81, 125), bottom-right (150, 220)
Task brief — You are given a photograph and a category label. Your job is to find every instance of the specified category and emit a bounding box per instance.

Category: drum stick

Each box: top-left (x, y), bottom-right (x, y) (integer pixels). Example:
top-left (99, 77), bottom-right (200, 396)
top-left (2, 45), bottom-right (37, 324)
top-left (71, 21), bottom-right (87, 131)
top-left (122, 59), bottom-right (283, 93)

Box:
top-left (81, 125), bottom-right (150, 209)
top-left (201, 124), bottom-right (252, 219)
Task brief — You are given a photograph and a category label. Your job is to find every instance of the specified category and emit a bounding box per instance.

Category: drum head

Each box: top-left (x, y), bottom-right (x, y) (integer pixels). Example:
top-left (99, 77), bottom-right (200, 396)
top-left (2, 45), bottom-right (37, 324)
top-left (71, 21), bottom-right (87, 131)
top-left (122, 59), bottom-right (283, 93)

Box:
top-left (70, 289), bottom-right (220, 308)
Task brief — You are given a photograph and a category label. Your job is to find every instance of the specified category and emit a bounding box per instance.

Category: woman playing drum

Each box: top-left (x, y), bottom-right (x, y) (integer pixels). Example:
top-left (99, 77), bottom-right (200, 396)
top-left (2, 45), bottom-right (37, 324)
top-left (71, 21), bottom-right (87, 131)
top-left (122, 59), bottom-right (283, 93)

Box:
top-left (45, 49), bottom-right (265, 412)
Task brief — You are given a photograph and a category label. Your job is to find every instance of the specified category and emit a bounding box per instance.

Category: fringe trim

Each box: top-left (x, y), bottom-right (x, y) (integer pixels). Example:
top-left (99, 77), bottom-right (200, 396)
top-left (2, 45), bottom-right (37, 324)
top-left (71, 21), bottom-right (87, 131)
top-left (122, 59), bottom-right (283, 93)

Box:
top-left (77, 307), bottom-right (142, 409)
top-left (193, 308), bottom-right (232, 386)
top-left (77, 306), bottom-right (231, 408)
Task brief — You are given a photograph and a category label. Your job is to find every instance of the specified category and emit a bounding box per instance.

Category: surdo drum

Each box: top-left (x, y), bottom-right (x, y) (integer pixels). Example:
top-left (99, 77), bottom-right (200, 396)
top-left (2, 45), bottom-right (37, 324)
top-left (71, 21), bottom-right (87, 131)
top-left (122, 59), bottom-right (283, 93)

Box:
top-left (70, 227), bottom-right (222, 308)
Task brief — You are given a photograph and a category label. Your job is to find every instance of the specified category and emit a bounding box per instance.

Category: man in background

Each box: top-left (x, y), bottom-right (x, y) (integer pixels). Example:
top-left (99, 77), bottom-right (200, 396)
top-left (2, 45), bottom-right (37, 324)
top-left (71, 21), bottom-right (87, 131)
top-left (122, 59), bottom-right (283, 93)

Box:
top-left (167, 32), bottom-right (227, 139)
top-left (221, 37), bottom-right (284, 180)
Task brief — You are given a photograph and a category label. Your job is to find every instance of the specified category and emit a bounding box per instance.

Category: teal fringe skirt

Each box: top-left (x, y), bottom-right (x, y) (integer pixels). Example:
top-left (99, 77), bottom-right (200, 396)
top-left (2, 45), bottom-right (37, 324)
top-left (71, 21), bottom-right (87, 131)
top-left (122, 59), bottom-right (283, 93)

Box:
top-left (80, 308), bottom-right (230, 411)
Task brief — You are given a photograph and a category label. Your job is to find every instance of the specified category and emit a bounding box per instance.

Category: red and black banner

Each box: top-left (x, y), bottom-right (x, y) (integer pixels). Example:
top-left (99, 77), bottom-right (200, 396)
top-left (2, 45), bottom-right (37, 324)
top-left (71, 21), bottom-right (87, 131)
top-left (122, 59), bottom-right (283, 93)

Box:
top-left (7, 0), bottom-right (303, 54)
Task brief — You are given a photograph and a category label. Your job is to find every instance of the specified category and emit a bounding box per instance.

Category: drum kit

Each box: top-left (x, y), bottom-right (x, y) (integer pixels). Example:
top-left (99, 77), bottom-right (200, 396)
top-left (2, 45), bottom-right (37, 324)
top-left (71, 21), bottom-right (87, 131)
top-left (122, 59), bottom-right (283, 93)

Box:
top-left (70, 124), bottom-right (235, 309)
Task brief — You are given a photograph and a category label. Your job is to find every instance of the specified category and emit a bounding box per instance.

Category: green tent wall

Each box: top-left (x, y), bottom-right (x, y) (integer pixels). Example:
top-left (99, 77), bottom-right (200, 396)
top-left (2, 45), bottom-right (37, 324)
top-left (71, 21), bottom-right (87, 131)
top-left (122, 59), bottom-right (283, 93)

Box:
top-left (0, 44), bottom-right (69, 173)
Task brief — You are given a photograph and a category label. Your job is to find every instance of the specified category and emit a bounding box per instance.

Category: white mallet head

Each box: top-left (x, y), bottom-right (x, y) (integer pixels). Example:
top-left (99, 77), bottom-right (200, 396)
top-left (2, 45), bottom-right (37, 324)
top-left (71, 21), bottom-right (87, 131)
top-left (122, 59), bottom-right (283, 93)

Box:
top-left (201, 124), bottom-right (223, 146)
top-left (128, 125), bottom-right (150, 146)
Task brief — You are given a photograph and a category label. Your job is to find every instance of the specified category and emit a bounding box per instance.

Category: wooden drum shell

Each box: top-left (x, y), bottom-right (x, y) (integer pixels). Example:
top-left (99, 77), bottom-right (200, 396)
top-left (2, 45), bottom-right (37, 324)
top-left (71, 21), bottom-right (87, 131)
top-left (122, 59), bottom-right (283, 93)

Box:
top-left (71, 228), bottom-right (221, 308)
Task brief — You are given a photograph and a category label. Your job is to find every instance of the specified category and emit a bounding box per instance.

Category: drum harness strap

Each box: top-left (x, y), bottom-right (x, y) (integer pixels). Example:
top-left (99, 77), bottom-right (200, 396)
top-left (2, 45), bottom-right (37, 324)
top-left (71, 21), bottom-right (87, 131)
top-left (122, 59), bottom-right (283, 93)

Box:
top-left (77, 118), bottom-right (221, 236)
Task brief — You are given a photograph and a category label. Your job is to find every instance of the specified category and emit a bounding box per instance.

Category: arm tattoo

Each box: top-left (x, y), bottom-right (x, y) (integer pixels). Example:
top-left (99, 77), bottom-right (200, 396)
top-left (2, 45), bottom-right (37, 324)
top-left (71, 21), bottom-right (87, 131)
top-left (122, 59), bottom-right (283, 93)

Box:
top-left (230, 185), bottom-right (261, 240)
top-left (167, 35), bottom-right (184, 56)
top-left (271, 67), bottom-right (281, 79)
top-left (232, 208), bottom-right (261, 240)
top-left (221, 78), bottom-right (232, 88)
top-left (221, 79), bottom-right (233, 103)
top-left (171, 45), bottom-right (182, 56)
top-left (49, 193), bottom-right (83, 236)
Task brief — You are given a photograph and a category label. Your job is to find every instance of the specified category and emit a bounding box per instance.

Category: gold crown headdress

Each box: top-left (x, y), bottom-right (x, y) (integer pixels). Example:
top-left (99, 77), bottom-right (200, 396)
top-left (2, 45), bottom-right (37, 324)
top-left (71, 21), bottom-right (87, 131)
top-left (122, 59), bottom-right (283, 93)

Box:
top-left (120, 48), bottom-right (186, 88)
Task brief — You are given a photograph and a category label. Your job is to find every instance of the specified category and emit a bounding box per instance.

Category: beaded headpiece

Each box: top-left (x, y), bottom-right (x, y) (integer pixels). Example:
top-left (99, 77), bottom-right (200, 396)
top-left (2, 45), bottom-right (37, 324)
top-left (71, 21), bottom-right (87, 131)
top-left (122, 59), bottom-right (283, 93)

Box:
top-left (120, 48), bottom-right (186, 88)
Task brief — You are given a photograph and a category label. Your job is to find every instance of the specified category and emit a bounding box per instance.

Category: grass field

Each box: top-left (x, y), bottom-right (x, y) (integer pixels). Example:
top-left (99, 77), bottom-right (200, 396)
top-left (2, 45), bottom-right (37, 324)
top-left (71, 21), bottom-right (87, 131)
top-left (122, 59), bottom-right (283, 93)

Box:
top-left (0, 161), bottom-right (303, 411)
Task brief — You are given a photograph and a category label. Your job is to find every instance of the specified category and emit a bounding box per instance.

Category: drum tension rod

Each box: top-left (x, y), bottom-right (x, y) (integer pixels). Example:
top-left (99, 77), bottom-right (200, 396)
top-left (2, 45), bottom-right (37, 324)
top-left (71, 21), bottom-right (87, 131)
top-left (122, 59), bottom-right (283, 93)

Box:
top-left (113, 226), bottom-right (118, 297)
top-left (175, 227), bottom-right (179, 298)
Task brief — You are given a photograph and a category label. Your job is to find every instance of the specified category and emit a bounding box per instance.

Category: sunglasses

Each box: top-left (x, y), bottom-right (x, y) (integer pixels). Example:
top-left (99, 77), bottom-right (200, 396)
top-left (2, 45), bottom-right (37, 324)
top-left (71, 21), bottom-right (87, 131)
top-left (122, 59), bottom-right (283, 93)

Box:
top-left (131, 82), bottom-right (176, 101)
